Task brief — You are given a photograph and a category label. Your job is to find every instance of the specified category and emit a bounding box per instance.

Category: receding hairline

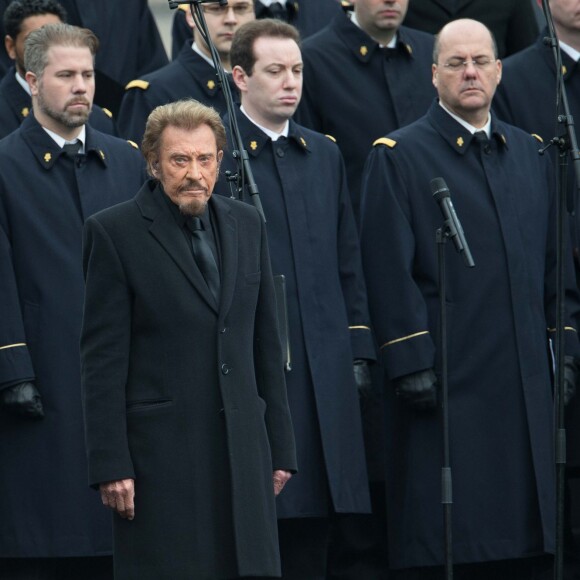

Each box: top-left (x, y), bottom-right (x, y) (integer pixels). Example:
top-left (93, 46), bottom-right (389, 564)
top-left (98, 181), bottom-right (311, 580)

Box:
top-left (433, 19), bottom-right (498, 62)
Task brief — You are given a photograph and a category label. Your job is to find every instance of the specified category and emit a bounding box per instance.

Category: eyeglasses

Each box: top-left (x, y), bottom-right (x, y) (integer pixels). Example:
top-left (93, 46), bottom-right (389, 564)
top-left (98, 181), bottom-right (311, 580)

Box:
top-left (442, 57), bottom-right (495, 71)
top-left (202, 2), bottom-right (254, 16)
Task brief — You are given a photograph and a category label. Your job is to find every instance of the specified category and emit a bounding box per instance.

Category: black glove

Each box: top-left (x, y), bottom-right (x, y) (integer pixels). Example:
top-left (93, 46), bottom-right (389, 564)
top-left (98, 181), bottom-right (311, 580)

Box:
top-left (0, 382), bottom-right (45, 419)
top-left (564, 356), bottom-right (579, 406)
top-left (394, 369), bottom-right (437, 410)
top-left (353, 359), bottom-right (373, 397)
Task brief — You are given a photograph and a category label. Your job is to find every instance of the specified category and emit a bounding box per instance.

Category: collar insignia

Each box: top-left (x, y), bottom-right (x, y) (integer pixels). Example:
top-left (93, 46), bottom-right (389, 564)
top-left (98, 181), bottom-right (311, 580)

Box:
top-left (44, 152), bottom-right (51, 163)
top-left (299, 137), bottom-right (306, 147)
top-left (99, 150), bottom-right (105, 160)
top-left (456, 136), bottom-right (464, 147)
top-left (21, 107), bottom-right (29, 118)
top-left (360, 45), bottom-right (368, 56)
top-left (250, 140), bottom-right (258, 151)
top-left (207, 79), bottom-right (216, 90)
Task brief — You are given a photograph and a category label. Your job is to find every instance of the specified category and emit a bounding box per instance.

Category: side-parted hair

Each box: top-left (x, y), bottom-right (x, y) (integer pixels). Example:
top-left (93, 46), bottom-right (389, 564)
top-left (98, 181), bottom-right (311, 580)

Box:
top-left (141, 99), bottom-right (227, 178)
top-left (230, 18), bottom-right (300, 75)
top-left (24, 23), bottom-right (98, 77)
top-left (3, 0), bottom-right (67, 39)
top-left (432, 21), bottom-right (498, 63)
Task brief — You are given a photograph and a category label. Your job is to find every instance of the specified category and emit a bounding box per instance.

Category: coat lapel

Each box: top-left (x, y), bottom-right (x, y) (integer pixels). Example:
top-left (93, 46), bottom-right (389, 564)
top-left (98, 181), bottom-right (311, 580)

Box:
top-left (136, 182), bottom-right (220, 313)
top-left (211, 195), bottom-right (238, 321)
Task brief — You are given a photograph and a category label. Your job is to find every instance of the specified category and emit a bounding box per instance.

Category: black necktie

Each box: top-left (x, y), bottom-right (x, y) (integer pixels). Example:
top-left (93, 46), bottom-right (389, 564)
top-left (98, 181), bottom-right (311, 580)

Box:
top-left (473, 131), bottom-right (491, 154)
top-left (62, 140), bottom-right (81, 157)
top-left (188, 217), bottom-right (220, 305)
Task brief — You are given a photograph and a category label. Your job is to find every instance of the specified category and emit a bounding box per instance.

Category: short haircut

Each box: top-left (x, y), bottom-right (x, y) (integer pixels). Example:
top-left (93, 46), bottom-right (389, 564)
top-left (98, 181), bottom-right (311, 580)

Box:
top-left (432, 21), bottom-right (498, 63)
top-left (230, 18), bottom-right (300, 75)
top-left (24, 23), bottom-right (98, 78)
top-left (3, 0), bottom-right (67, 39)
top-left (142, 99), bottom-right (227, 178)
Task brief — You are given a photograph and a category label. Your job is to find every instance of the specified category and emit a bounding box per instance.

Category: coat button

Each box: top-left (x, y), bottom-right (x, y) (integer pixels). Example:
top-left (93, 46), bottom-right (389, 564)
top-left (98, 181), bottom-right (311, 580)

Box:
top-left (221, 364), bottom-right (230, 375)
top-left (276, 147), bottom-right (285, 158)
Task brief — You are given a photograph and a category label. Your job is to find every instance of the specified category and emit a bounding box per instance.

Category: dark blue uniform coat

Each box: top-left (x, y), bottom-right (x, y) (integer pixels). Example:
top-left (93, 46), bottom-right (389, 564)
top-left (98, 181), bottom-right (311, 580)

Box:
top-left (57, 0), bottom-right (168, 114)
top-left (0, 66), bottom-right (116, 140)
top-left (359, 101), bottom-right (580, 568)
top-left (494, 33), bottom-right (580, 467)
top-left (81, 182), bottom-right (297, 579)
top-left (296, 14), bottom-right (435, 220)
top-left (0, 115), bottom-right (146, 557)
top-left (118, 43), bottom-right (237, 145)
top-left (217, 111), bottom-right (375, 518)
top-left (403, 0), bottom-right (538, 58)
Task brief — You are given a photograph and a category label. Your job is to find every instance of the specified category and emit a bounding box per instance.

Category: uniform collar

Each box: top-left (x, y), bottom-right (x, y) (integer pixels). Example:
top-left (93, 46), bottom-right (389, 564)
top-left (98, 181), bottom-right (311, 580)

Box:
top-left (20, 114), bottom-right (110, 169)
top-left (333, 12), bottom-right (415, 63)
top-left (178, 41), bottom-right (230, 97)
top-left (229, 107), bottom-right (311, 157)
top-left (0, 66), bottom-right (33, 121)
top-left (428, 99), bottom-right (508, 155)
top-left (535, 28), bottom-right (579, 80)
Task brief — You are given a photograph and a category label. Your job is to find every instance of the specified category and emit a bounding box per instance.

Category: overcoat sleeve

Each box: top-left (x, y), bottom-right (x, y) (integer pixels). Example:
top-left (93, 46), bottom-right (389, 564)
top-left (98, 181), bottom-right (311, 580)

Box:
top-left (359, 143), bottom-right (436, 380)
top-left (335, 151), bottom-right (376, 361)
top-left (80, 216), bottom-right (135, 487)
top-left (253, 213), bottom-right (298, 473)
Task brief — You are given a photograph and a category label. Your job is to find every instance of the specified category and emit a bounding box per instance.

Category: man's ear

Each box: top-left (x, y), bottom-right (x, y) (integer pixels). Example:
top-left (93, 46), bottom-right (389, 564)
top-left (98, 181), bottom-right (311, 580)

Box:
top-left (5, 35), bottom-right (16, 60)
top-left (185, 8), bottom-right (195, 31)
top-left (26, 71), bottom-right (39, 96)
top-left (232, 65), bottom-right (248, 92)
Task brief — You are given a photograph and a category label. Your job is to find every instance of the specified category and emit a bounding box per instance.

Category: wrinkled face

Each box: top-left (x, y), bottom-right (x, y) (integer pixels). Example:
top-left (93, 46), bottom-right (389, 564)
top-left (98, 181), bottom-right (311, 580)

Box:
top-left (27, 44), bottom-right (95, 133)
top-left (5, 13), bottom-right (62, 75)
top-left (233, 36), bottom-right (303, 131)
top-left (352, 0), bottom-right (409, 37)
top-left (188, 0), bottom-right (255, 62)
top-left (432, 20), bottom-right (502, 127)
top-left (152, 124), bottom-right (223, 217)
top-left (550, 0), bottom-right (580, 34)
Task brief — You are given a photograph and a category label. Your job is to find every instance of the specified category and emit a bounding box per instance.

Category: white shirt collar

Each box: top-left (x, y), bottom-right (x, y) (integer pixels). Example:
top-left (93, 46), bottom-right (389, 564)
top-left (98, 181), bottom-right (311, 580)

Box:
top-left (240, 105), bottom-right (289, 141)
top-left (559, 40), bottom-right (580, 63)
top-left (15, 70), bottom-right (31, 95)
top-left (42, 124), bottom-right (87, 152)
top-left (192, 41), bottom-right (232, 73)
top-left (439, 101), bottom-right (491, 138)
top-left (260, 0), bottom-right (287, 6)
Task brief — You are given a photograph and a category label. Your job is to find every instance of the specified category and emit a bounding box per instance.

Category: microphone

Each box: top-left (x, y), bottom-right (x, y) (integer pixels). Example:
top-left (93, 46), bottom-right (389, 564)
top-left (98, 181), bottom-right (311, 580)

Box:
top-left (168, 0), bottom-right (228, 7)
top-left (430, 177), bottom-right (475, 268)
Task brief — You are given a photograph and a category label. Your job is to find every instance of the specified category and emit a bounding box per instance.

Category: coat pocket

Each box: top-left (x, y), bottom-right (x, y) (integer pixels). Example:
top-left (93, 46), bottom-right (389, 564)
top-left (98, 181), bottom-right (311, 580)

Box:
top-left (126, 398), bottom-right (173, 414)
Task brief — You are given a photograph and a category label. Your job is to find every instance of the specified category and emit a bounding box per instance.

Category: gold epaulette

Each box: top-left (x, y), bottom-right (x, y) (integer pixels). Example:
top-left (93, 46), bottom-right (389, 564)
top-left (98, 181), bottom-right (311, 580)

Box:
top-left (531, 133), bottom-right (543, 143)
top-left (127, 140), bottom-right (139, 149)
top-left (125, 79), bottom-right (149, 91)
top-left (373, 137), bottom-right (397, 148)
top-left (178, 3), bottom-right (188, 11)
top-left (325, 134), bottom-right (337, 143)
top-left (102, 108), bottom-right (113, 118)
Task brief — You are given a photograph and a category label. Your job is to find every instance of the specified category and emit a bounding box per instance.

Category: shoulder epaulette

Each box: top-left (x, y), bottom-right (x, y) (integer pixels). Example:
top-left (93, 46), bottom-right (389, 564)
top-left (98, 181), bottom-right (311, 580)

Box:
top-left (127, 140), bottom-right (139, 149)
top-left (178, 3), bottom-right (189, 11)
top-left (101, 107), bottom-right (113, 118)
top-left (531, 133), bottom-right (544, 143)
top-left (373, 137), bottom-right (397, 148)
top-left (125, 79), bottom-right (149, 91)
top-left (325, 134), bottom-right (337, 143)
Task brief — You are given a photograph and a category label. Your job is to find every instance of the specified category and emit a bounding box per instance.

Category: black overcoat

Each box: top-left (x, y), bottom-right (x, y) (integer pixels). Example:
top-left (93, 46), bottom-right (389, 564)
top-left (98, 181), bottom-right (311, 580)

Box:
top-left (0, 115), bottom-right (146, 557)
top-left (217, 113), bottom-right (375, 518)
top-left (359, 102), bottom-right (580, 568)
top-left (296, 14), bottom-right (435, 219)
top-left (81, 182), bottom-right (297, 579)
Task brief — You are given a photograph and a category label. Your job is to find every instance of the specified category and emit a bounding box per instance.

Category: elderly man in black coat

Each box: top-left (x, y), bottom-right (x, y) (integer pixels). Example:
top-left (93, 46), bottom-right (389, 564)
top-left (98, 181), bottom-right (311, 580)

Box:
top-left (0, 23), bottom-right (146, 580)
top-left (81, 99), bottom-right (297, 580)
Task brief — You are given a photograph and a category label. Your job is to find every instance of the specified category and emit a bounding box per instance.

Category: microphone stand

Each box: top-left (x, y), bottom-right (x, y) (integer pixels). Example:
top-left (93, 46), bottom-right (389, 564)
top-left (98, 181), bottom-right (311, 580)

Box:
top-left (539, 3), bottom-right (580, 578)
top-left (436, 226), bottom-right (454, 580)
top-left (167, 0), bottom-right (265, 221)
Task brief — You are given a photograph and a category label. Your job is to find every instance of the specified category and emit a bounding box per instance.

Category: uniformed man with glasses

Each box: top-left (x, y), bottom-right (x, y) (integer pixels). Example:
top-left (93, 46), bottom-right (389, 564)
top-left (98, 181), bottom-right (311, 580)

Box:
top-left (360, 18), bottom-right (580, 580)
top-left (117, 0), bottom-right (255, 145)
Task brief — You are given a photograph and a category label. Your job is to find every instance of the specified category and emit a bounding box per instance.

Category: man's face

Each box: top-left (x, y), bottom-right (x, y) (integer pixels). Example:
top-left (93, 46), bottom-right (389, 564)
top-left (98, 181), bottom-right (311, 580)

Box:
top-left (550, 0), bottom-right (580, 35)
top-left (27, 44), bottom-right (95, 133)
top-left (352, 0), bottom-right (408, 38)
top-left (153, 124), bottom-right (223, 217)
top-left (233, 36), bottom-right (303, 131)
top-left (4, 13), bottom-right (62, 75)
top-left (188, 0), bottom-right (255, 62)
top-left (432, 20), bottom-right (502, 127)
